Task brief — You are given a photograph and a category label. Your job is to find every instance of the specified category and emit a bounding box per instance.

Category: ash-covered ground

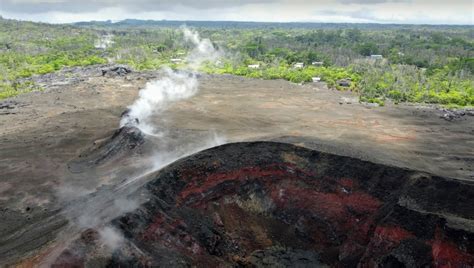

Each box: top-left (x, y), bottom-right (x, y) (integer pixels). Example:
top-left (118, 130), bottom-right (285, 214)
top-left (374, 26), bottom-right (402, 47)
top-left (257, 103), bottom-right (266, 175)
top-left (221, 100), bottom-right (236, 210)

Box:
top-left (0, 65), bottom-right (473, 266)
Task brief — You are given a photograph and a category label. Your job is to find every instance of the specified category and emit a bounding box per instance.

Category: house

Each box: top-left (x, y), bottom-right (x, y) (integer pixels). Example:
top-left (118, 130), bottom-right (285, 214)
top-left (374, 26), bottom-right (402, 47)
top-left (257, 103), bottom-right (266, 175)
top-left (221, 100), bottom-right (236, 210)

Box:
top-left (294, 62), bottom-right (304, 69)
top-left (337, 79), bottom-right (351, 87)
top-left (312, 61), bottom-right (324, 66)
top-left (370, 55), bottom-right (383, 60)
top-left (312, 77), bottom-right (321, 83)
top-left (248, 64), bottom-right (260, 69)
top-left (170, 58), bottom-right (183, 63)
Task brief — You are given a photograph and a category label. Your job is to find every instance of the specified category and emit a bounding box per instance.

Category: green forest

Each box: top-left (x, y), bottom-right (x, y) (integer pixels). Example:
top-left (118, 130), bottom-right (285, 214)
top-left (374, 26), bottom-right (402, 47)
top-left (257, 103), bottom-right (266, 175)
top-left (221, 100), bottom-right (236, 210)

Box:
top-left (1, 17), bottom-right (473, 106)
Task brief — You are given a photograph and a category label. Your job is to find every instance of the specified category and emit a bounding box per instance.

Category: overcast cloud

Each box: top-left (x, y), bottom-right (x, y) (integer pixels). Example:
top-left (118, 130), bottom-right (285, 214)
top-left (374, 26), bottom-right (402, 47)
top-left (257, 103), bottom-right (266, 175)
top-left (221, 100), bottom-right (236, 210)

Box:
top-left (0, 0), bottom-right (472, 24)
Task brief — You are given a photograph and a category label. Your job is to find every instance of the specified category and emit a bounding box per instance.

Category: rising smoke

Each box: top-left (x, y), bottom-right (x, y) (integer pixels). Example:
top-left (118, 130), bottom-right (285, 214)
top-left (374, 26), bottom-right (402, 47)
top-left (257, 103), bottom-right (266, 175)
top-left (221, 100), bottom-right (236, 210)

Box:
top-left (49, 27), bottom-right (226, 261)
top-left (98, 227), bottom-right (125, 251)
top-left (106, 26), bottom-right (224, 253)
top-left (120, 26), bottom-right (222, 134)
top-left (120, 68), bottom-right (199, 134)
top-left (94, 34), bottom-right (114, 49)
top-left (182, 26), bottom-right (222, 69)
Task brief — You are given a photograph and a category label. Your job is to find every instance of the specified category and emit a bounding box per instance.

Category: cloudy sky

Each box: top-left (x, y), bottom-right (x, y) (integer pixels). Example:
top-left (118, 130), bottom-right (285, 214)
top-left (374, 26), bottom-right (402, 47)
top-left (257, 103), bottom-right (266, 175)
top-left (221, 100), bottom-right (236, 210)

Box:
top-left (0, 0), bottom-right (472, 25)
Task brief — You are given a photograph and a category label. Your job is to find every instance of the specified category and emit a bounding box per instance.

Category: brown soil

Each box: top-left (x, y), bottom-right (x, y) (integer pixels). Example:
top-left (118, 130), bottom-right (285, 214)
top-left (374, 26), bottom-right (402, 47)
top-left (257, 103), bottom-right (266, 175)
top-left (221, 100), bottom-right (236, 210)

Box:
top-left (0, 66), bottom-right (472, 265)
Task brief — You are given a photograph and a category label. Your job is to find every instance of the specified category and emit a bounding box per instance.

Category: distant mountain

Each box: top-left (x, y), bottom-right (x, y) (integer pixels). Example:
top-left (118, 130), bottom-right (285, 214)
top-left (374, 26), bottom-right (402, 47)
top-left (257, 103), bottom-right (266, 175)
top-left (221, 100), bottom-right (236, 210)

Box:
top-left (74, 19), bottom-right (114, 26)
top-left (72, 19), bottom-right (470, 30)
top-left (73, 19), bottom-right (349, 29)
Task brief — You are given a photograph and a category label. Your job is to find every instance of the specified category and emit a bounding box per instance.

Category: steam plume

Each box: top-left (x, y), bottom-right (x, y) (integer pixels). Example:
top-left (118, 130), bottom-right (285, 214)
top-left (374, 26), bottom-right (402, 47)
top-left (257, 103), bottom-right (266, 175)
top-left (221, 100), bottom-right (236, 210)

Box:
top-left (120, 68), bottom-right (198, 134)
top-left (182, 26), bottom-right (221, 69)
top-left (120, 26), bottom-right (221, 133)
top-left (47, 27), bottom-right (225, 265)
top-left (95, 34), bottom-right (114, 49)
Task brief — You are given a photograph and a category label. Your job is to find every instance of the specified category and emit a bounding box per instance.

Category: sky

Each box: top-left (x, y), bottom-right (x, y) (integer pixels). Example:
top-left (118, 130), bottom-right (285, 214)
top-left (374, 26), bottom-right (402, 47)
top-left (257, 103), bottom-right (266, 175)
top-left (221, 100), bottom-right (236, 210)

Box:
top-left (0, 0), bottom-right (473, 25)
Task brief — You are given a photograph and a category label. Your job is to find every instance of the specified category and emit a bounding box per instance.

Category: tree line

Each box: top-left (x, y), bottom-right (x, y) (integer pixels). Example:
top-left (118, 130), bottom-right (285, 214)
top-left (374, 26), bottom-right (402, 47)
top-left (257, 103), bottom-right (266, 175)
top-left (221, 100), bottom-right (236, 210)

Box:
top-left (0, 17), bottom-right (472, 106)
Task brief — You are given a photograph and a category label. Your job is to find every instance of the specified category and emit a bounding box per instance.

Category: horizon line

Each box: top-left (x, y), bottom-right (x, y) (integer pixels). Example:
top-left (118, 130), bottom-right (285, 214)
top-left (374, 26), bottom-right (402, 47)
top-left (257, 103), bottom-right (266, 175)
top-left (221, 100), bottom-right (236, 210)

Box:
top-left (1, 15), bottom-right (473, 27)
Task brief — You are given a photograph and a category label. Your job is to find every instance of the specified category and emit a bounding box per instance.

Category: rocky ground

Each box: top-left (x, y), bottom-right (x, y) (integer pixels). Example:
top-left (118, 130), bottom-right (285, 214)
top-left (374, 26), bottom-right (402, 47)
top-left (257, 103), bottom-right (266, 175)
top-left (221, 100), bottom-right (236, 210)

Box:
top-left (0, 65), bottom-right (473, 266)
top-left (48, 141), bottom-right (474, 267)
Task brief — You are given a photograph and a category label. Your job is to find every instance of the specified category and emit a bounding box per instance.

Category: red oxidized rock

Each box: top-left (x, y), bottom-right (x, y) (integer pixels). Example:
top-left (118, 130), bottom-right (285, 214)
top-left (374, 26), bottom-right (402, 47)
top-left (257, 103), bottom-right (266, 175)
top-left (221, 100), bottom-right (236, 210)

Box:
top-left (52, 142), bottom-right (474, 267)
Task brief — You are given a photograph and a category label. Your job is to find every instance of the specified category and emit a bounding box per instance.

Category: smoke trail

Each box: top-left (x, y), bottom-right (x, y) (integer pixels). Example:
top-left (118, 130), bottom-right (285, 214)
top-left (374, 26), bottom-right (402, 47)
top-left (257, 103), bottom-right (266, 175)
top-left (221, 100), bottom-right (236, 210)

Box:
top-left (45, 27), bottom-right (225, 265)
top-left (95, 34), bottom-right (114, 49)
top-left (181, 26), bottom-right (221, 69)
top-left (98, 227), bottom-right (124, 251)
top-left (120, 26), bottom-right (221, 134)
top-left (120, 68), bottom-right (199, 134)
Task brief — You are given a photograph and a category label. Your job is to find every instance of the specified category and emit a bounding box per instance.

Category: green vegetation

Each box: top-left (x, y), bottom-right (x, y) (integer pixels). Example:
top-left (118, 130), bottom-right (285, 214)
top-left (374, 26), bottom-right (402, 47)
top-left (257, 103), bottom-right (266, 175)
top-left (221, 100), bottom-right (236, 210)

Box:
top-left (202, 63), bottom-right (359, 89)
top-left (1, 17), bottom-right (472, 107)
top-left (353, 60), bottom-right (473, 106)
top-left (0, 18), bottom-right (106, 98)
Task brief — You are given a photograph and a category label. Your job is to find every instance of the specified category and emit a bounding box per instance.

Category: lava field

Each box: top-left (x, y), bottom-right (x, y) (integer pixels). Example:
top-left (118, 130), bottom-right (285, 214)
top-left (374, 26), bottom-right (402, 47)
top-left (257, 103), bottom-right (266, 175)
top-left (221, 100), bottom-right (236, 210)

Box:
top-left (50, 136), bottom-right (474, 267)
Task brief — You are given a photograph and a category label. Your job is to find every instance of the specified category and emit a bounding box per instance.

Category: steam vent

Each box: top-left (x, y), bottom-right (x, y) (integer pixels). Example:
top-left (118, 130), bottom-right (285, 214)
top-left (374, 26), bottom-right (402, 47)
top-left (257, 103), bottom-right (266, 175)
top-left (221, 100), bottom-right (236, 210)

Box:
top-left (52, 141), bottom-right (474, 267)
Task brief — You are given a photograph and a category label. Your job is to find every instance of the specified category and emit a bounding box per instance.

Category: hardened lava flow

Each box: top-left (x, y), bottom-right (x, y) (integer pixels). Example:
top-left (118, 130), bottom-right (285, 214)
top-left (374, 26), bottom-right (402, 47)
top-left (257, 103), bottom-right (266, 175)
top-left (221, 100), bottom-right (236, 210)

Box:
top-left (51, 140), bottom-right (473, 267)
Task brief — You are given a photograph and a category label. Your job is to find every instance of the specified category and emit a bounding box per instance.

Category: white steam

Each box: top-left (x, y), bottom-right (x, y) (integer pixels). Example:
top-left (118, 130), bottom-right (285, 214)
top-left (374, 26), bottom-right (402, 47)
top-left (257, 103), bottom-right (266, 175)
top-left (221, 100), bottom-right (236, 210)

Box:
top-left (99, 226), bottom-right (124, 251)
top-left (120, 68), bottom-right (199, 134)
top-left (182, 26), bottom-right (222, 69)
top-left (95, 34), bottom-right (114, 49)
top-left (47, 27), bottom-right (225, 264)
top-left (75, 197), bottom-right (140, 229)
top-left (120, 26), bottom-right (221, 133)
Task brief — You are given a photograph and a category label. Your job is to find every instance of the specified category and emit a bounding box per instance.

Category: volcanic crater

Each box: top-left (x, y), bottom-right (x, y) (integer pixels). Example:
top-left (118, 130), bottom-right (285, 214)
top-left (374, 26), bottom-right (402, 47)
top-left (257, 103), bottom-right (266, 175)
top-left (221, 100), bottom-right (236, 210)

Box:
top-left (2, 71), bottom-right (474, 267)
top-left (50, 130), bottom-right (474, 267)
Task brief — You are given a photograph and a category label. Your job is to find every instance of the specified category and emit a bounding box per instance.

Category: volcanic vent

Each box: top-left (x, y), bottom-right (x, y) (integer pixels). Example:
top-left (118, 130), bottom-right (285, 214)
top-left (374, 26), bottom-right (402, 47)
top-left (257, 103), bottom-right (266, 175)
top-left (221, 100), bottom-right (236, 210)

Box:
top-left (53, 142), bottom-right (474, 267)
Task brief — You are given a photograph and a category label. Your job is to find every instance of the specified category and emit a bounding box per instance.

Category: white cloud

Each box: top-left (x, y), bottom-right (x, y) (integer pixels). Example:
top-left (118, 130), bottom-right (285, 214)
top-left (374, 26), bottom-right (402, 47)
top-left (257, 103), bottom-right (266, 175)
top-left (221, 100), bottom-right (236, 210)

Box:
top-left (0, 0), bottom-right (472, 24)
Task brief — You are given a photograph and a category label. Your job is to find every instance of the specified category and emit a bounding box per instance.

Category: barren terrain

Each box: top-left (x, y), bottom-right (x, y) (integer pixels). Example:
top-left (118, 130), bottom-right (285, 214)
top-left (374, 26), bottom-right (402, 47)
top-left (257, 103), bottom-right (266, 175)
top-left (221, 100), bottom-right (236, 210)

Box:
top-left (0, 66), bottom-right (473, 266)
